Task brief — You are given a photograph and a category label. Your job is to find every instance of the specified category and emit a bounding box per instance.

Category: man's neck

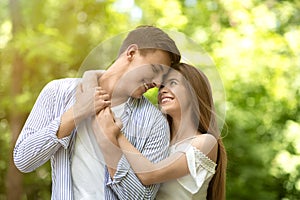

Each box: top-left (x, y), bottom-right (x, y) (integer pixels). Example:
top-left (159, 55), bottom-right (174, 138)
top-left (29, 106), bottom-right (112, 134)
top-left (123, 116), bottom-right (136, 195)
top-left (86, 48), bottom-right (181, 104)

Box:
top-left (98, 66), bottom-right (129, 107)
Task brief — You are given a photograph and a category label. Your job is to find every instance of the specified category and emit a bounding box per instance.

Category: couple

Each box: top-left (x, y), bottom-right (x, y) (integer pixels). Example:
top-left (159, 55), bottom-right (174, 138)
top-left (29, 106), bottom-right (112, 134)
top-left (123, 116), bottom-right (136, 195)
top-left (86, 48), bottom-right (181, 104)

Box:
top-left (14, 25), bottom-right (226, 199)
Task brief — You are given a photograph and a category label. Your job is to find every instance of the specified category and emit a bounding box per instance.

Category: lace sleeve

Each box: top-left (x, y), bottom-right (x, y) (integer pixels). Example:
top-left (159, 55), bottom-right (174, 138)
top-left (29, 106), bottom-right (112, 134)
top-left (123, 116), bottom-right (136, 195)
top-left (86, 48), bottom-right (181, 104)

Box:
top-left (175, 145), bottom-right (217, 194)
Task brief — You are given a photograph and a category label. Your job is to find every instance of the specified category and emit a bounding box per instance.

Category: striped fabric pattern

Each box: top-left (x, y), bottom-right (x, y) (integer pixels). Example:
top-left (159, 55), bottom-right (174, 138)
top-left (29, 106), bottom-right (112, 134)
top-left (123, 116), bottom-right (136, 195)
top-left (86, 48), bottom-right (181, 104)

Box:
top-left (105, 97), bottom-right (170, 199)
top-left (13, 78), bottom-right (170, 200)
top-left (14, 78), bottom-right (79, 200)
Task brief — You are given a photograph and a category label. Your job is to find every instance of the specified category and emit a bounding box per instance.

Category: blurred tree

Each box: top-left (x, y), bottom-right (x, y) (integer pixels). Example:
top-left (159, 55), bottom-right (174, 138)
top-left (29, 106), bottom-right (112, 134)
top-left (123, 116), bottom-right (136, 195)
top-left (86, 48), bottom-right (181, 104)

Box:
top-left (6, 0), bottom-right (26, 199)
top-left (212, 0), bottom-right (300, 199)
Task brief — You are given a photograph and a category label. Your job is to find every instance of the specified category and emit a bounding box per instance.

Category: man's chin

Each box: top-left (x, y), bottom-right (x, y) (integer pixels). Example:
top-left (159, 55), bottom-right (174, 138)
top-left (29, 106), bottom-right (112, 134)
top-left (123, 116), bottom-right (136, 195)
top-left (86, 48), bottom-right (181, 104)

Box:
top-left (130, 93), bottom-right (143, 99)
top-left (130, 89), bottom-right (145, 99)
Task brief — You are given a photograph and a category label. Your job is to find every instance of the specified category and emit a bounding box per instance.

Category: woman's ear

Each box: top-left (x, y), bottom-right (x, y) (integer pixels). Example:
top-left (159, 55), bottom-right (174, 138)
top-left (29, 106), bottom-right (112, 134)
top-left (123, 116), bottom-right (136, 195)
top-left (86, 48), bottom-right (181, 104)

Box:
top-left (126, 44), bottom-right (139, 61)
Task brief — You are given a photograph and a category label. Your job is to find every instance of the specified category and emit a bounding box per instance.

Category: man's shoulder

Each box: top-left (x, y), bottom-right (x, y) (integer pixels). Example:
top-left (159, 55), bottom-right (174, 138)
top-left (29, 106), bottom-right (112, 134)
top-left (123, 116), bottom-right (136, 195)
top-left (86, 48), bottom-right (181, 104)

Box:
top-left (44, 78), bottom-right (81, 92)
top-left (38, 78), bottom-right (80, 101)
top-left (136, 96), bottom-right (159, 110)
top-left (50, 78), bottom-right (81, 86)
top-left (132, 97), bottom-right (165, 118)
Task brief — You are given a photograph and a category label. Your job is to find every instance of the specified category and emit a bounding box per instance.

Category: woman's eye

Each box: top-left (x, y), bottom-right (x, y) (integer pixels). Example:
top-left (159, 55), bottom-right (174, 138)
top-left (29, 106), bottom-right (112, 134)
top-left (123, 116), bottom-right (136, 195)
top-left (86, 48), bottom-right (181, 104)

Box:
top-left (170, 81), bottom-right (177, 86)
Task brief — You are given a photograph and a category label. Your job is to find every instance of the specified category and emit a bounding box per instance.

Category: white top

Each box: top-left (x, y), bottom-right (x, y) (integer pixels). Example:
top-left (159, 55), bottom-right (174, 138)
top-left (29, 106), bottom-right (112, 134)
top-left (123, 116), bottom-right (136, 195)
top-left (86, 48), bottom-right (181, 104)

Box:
top-left (156, 142), bottom-right (217, 200)
top-left (72, 103), bottom-right (125, 200)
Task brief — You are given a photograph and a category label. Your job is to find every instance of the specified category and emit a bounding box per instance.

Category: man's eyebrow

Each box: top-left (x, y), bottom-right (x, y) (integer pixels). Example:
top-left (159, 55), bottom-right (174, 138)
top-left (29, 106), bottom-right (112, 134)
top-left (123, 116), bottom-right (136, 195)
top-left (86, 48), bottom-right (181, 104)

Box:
top-left (151, 64), bottom-right (160, 73)
top-left (152, 64), bottom-right (168, 74)
top-left (159, 64), bottom-right (167, 73)
top-left (157, 64), bottom-right (168, 73)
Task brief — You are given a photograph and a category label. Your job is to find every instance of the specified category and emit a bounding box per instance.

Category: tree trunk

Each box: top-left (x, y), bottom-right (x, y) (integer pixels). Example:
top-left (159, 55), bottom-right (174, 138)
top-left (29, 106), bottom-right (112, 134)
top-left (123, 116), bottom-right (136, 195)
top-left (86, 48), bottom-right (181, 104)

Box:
top-left (6, 106), bottom-right (26, 200)
top-left (6, 0), bottom-right (25, 199)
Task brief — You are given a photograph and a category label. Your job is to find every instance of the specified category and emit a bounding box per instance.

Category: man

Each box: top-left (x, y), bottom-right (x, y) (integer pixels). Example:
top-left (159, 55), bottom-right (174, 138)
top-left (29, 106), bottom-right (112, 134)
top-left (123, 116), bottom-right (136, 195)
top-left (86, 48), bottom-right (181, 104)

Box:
top-left (14, 25), bottom-right (181, 199)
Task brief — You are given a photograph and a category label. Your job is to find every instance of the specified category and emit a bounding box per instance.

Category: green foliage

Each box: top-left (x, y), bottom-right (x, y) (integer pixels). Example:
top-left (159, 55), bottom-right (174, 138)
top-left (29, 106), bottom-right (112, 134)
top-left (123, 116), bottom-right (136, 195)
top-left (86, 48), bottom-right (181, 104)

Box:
top-left (1, 0), bottom-right (300, 199)
top-left (144, 87), bottom-right (159, 106)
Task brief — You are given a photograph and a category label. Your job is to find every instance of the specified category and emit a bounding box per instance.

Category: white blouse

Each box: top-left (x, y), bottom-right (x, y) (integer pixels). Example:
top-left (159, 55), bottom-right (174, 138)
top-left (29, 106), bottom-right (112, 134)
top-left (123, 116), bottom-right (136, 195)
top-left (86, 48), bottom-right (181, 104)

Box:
top-left (156, 142), bottom-right (217, 200)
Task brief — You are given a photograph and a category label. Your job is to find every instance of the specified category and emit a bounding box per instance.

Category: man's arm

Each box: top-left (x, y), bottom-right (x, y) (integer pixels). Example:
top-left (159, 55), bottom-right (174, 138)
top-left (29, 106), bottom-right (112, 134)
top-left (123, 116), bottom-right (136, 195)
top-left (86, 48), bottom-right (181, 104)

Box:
top-left (14, 80), bottom-right (74, 172)
top-left (14, 75), bottom-right (109, 173)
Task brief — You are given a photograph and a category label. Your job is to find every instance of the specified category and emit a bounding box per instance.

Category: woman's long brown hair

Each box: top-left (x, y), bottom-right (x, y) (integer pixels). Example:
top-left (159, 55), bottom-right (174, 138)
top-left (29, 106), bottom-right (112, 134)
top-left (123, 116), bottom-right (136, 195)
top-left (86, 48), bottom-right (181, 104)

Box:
top-left (171, 63), bottom-right (227, 200)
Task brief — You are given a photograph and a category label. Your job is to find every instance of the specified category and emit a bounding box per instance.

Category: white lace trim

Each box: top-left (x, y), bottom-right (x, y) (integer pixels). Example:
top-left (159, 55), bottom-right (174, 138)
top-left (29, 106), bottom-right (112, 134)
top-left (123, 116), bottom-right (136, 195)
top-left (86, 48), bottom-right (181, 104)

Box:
top-left (170, 143), bottom-right (217, 173)
top-left (193, 146), bottom-right (217, 173)
top-left (174, 144), bottom-right (216, 194)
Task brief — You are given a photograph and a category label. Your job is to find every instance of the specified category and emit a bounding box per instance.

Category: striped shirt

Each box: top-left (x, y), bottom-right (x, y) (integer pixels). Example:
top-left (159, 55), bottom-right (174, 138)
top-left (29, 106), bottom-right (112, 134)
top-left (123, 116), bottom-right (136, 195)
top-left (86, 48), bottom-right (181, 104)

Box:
top-left (13, 78), bottom-right (170, 200)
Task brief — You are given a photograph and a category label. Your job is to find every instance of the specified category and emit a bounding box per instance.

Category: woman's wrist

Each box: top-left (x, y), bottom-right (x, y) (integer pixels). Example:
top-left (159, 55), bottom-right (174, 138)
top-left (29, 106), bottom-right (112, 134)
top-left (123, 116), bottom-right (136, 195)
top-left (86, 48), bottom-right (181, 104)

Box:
top-left (116, 130), bottom-right (124, 140)
top-left (113, 117), bottom-right (123, 139)
top-left (117, 132), bottom-right (124, 143)
top-left (113, 124), bottom-right (123, 139)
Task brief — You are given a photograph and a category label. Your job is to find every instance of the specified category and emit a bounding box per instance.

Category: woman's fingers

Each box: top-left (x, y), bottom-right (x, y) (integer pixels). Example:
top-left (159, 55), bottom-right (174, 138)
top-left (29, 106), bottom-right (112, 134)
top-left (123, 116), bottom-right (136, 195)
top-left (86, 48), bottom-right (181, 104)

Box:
top-left (93, 87), bottom-right (111, 113)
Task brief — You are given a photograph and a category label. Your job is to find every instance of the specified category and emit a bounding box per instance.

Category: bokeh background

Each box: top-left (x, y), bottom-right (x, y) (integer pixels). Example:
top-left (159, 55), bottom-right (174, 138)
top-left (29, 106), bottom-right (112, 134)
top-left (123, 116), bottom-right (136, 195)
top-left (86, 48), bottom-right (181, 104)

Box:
top-left (1, 0), bottom-right (300, 199)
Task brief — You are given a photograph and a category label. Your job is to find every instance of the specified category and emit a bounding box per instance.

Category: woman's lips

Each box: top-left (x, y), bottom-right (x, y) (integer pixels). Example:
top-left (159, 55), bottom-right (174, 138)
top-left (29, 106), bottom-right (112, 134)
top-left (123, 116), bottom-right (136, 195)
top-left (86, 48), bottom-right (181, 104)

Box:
top-left (160, 96), bottom-right (174, 104)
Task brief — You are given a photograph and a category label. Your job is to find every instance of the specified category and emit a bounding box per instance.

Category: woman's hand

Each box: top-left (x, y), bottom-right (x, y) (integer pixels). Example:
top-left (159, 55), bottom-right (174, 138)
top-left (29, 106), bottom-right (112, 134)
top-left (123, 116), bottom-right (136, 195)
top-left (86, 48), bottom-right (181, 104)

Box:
top-left (82, 70), bottom-right (105, 89)
top-left (73, 70), bottom-right (110, 123)
top-left (91, 107), bottom-right (123, 177)
top-left (57, 70), bottom-right (110, 138)
top-left (93, 107), bottom-right (122, 140)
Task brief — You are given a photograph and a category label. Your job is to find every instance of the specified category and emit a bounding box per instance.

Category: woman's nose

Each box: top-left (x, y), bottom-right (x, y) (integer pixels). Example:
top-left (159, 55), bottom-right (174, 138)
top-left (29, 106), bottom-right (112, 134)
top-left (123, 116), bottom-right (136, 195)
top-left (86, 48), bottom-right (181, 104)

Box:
top-left (159, 85), bottom-right (168, 93)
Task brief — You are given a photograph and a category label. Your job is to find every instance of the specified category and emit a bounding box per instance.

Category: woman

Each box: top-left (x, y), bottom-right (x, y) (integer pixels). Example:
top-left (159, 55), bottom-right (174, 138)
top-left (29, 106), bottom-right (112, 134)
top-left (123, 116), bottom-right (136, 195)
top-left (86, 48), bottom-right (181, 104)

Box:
top-left (96, 63), bottom-right (227, 199)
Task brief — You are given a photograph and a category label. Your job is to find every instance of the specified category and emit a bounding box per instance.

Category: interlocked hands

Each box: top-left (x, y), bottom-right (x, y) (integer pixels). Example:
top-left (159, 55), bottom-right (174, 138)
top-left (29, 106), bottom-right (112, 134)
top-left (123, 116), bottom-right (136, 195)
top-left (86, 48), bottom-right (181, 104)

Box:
top-left (73, 70), bottom-right (111, 123)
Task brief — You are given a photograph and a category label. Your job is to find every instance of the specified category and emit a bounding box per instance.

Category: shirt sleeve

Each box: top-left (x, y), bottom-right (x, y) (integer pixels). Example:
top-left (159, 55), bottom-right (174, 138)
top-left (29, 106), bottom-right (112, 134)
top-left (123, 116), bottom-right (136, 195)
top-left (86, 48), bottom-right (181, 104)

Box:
top-left (176, 145), bottom-right (217, 194)
top-left (13, 80), bottom-right (72, 173)
top-left (106, 113), bottom-right (170, 199)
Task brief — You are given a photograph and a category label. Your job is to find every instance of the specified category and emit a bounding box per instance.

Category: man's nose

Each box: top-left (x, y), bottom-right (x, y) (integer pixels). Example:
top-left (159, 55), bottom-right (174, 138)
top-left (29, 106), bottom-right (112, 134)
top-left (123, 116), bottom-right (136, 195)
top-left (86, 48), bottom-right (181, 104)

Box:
top-left (152, 76), bottom-right (163, 88)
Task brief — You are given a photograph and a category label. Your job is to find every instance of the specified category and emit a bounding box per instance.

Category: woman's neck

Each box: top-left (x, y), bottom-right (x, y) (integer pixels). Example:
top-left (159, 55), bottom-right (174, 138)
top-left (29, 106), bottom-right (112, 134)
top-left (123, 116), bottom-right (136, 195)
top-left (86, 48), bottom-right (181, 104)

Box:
top-left (170, 114), bottom-right (198, 145)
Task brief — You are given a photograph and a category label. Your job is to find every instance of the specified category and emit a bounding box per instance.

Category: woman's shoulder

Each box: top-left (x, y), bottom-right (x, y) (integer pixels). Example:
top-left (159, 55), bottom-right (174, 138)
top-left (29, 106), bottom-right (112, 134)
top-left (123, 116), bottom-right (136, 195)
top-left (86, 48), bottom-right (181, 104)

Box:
top-left (191, 134), bottom-right (218, 163)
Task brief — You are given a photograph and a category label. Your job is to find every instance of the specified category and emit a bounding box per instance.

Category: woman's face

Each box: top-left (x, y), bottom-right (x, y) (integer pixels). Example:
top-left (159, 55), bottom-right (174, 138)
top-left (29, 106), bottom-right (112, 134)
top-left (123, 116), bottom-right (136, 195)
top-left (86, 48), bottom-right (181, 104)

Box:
top-left (158, 70), bottom-right (191, 117)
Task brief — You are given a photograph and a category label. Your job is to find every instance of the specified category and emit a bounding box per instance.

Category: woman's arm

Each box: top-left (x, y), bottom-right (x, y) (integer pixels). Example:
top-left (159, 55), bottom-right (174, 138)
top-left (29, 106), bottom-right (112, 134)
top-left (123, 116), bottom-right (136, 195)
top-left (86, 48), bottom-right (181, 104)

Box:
top-left (95, 107), bottom-right (218, 185)
top-left (118, 133), bottom-right (218, 185)
top-left (91, 107), bottom-right (123, 178)
top-left (117, 133), bottom-right (189, 185)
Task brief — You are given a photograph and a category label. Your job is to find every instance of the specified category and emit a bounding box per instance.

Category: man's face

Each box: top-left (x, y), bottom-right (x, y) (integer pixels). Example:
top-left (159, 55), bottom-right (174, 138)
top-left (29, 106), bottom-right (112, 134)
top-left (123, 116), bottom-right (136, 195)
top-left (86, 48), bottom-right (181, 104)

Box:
top-left (123, 50), bottom-right (172, 98)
